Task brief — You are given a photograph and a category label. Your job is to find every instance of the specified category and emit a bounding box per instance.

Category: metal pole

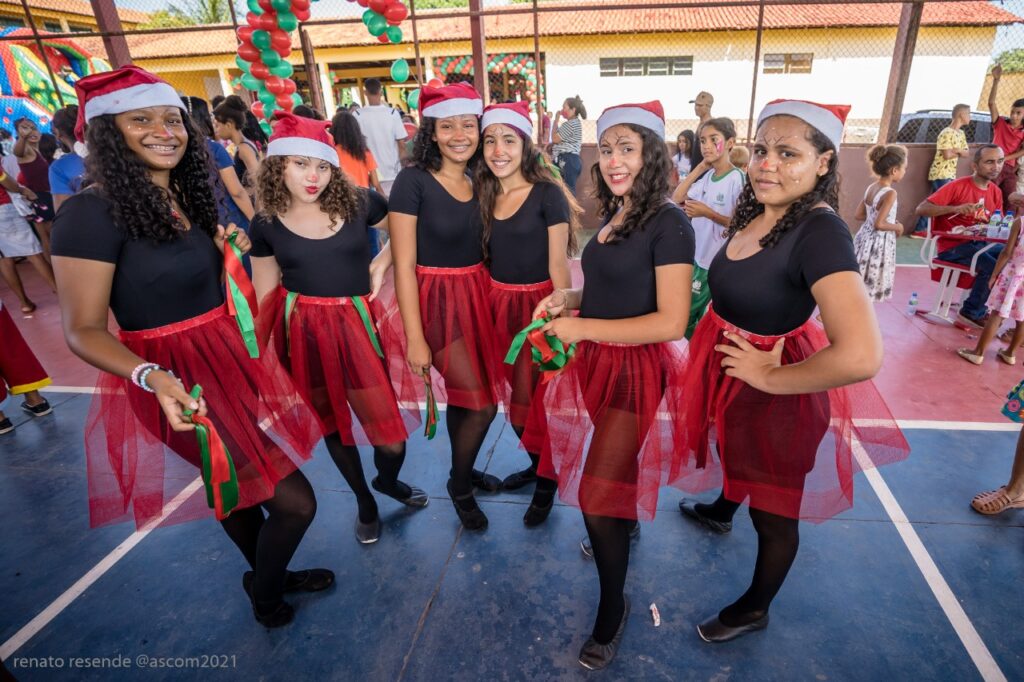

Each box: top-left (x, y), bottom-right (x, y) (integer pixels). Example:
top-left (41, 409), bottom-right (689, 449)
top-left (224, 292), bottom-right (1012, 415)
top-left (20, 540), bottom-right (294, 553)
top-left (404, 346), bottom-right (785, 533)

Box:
top-left (468, 0), bottom-right (488, 101)
top-left (227, 0), bottom-right (240, 35)
top-left (745, 0), bottom-right (765, 143)
top-left (409, 0), bottom-right (424, 85)
top-left (20, 0), bottom-right (65, 107)
top-left (88, 0), bottom-right (131, 67)
top-left (532, 0), bottom-right (543, 145)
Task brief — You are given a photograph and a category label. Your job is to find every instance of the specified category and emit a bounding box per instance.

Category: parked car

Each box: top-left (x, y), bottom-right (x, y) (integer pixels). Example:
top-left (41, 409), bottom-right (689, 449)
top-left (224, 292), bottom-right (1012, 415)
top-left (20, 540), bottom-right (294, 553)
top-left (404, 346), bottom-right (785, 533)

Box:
top-left (896, 110), bottom-right (992, 144)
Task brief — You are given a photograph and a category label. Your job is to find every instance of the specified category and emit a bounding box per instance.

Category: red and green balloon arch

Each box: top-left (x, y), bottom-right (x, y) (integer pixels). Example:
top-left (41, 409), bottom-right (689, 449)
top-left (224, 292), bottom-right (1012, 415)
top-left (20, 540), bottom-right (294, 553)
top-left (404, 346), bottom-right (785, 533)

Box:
top-left (431, 53), bottom-right (545, 105)
top-left (234, 0), bottom-right (412, 135)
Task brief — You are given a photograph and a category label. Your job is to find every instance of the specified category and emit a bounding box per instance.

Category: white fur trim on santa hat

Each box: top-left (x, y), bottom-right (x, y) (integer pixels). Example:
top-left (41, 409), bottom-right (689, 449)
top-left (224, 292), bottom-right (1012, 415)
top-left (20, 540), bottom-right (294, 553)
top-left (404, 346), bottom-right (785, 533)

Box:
top-left (757, 101), bottom-right (844, 152)
top-left (481, 108), bottom-right (533, 138)
top-left (597, 107), bottom-right (665, 141)
top-left (266, 137), bottom-right (339, 166)
top-left (421, 97), bottom-right (483, 119)
top-left (83, 82), bottom-right (182, 122)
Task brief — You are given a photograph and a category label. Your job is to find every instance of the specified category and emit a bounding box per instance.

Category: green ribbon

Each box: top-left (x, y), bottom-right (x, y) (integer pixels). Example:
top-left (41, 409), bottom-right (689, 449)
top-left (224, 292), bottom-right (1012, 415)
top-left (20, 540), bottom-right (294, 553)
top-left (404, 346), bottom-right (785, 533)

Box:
top-left (504, 316), bottom-right (577, 383)
top-left (284, 290), bottom-right (298, 355)
top-left (225, 232), bottom-right (259, 359)
top-left (182, 384), bottom-right (240, 519)
top-left (352, 296), bottom-right (384, 359)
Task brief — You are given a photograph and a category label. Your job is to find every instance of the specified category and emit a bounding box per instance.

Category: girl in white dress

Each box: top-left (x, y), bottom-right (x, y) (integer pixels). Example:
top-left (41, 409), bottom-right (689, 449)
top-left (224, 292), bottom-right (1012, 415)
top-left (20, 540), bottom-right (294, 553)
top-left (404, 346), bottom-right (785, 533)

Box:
top-left (854, 144), bottom-right (907, 302)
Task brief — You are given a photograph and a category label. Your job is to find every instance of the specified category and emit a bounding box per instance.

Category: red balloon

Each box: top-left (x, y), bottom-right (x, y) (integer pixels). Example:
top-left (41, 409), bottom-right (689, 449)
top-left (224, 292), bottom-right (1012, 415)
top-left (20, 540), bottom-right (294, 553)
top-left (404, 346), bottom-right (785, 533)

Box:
top-left (293, 0), bottom-right (310, 9)
top-left (258, 0), bottom-right (273, 10)
top-left (271, 29), bottom-right (290, 48)
top-left (251, 62), bottom-right (270, 79)
top-left (246, 11), bottom-right (262, 27)
top-left (384, 3), bottom-right (408, 24)
top-left (427, 78), bottom-right (443, 88)
top-left (259, 11), bottom-right (278, 30)
top-left (294, 7), bottom-right (311, 21)
top-left (237, 26), bottom-right (254, 42)
top-left (355, 0), bottom-right (369, 6)
top-left (238, 42), bottom-right (260, 62)
top-left (377, 33), bottom-right (390, 43)
top-left (276, 94), bottom-right (294, 109)
top-left (282, 79), bottom-right (297, 94)
top-left (252, 102), bottom-right (264, 119)
top-left (265, 76), bottom-right (285, 95)
top-left (368, 0), bottom-right (388, 13)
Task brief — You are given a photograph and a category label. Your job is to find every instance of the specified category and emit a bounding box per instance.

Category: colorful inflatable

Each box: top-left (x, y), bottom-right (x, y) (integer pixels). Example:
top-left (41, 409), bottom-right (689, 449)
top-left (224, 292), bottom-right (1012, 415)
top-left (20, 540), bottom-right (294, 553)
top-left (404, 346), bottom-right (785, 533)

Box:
top-left (0, 28), bottom-right (110, 133)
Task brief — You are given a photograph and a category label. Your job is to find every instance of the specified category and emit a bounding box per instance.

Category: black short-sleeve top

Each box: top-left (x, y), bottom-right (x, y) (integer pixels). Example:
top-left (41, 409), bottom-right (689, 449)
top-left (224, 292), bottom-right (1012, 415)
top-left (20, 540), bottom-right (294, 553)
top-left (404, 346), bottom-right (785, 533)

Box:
top-left (579, 202), bottom-right (695, 320)
top-left (49, 188), bottom-right (224, 332)
top-left (249, 190), bottom-right (388, 298)
top-left (388, 166), bottom-right (483, 268)
top-left (708, 208), bottom-right (860, 336)
top-left (488, 182), bottom-right (570, 285)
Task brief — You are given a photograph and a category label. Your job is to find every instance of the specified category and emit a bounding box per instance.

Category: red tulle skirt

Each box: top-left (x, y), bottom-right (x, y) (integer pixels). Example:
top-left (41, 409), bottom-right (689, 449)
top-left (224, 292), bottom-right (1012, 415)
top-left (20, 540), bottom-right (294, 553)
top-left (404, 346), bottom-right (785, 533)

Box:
top-left (671, 306), bottom-right (910, 522)
top-left (86, 306), bottom-right (321, 530)
top-left (405, 263), bottom-right (500, 410)
top-left (539, 340), bottom-right (687, 521)
top-left (488, 278), bottom-right (553, 454)
top-left (258, 287), bottom-right (419, 445)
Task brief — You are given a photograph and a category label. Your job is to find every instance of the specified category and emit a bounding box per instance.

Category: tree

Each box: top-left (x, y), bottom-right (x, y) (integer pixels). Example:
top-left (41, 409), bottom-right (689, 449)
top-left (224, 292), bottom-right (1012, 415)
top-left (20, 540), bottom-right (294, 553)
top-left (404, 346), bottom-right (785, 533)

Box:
top-left (413, 0), bottom-right (468, 8)
top-left (993, 48), bottom-right (1024, 74)
top-left (140, 0), bottom-right (236, 27)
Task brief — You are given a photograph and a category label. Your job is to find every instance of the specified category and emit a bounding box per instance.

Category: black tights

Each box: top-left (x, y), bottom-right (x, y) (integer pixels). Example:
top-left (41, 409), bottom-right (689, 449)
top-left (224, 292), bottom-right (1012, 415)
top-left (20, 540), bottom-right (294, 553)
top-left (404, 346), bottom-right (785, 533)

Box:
top-left (512, 424), bottom-right (557, 498)
top-left (323, 432), bottom-right (407, 523)
top-left (696, 490), bottom-right (742, 523)
top-left (720, 508), bottom-right (800, 626)
top-left (220, 469), bottom-right (317, 607)
top-left (583, 513), bottom-right (635, 644)
top-left (446, 404), bottom-right (497, 496)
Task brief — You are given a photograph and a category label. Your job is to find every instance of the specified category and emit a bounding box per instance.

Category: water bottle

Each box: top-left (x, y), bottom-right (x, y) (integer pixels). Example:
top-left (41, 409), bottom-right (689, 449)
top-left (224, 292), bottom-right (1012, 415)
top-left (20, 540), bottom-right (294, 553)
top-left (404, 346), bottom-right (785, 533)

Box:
top-left (988, 210), bottom-right (1003, 238)
top-left (1000, 212), bottom-right (1015, 240)
top-left (907, 292), bottom-right (919, 316)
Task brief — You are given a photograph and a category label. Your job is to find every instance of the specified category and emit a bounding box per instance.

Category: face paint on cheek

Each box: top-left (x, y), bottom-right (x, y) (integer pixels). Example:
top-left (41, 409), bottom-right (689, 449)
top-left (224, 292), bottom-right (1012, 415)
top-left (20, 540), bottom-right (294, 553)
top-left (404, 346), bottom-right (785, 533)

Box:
top-left (716, 140), bottom-right (723, 154)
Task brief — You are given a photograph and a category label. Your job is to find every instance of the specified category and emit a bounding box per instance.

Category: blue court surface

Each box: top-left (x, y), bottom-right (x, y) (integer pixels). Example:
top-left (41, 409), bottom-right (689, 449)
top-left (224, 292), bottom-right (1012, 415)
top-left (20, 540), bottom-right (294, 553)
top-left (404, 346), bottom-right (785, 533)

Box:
top-left (1, 393), bottom-right (1022, 681)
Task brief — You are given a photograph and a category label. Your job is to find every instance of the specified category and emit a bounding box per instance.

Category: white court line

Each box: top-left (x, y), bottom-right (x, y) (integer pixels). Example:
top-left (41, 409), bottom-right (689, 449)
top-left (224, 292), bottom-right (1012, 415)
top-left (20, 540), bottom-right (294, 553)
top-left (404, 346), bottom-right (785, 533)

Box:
top-left (895, 263), bottom-right (928, 268)
top-left (853, 441), bottom-right (1007, 682)
top-left (897, 420), bottom-right (1020, 432)
top-left (0, 478), bottom-right (204, 660)
top-left (44, 385), bottom-right (96, 394)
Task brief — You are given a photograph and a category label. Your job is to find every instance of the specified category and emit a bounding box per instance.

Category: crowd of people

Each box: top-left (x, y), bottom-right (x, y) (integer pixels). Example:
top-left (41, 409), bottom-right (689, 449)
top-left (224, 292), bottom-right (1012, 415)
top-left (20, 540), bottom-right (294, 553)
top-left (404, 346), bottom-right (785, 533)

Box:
top-left (10, 57), bottom-right (1024, 671)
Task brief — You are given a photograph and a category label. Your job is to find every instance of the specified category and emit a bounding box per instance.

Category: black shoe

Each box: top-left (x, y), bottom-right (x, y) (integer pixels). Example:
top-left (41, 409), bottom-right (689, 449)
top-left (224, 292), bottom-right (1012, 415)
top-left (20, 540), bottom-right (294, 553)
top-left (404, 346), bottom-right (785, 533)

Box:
top-left (578, 596), bottom-right (630, 671)
top-left (371, 476), bottom-right (429, 508)
top-left (21, 399), bottom-right (52, 417)
top-left (696, 612), bottom-right (769, 643)
top-left (471, 468), bottom-right (501, 493)
top-left (243, 580), bottom-right (294, 628)
top-left (356, 516), bottom-right (381, 544)
top-left (679, 499), bottom-right (733, 534)
top-left (447, 478), bottom-right (488, 530)
top-left (243, 569), bottom-right (335, 596)
top-left (0, 418), bottom-right (13, 435)
top-left (523, 490), bottom-right (555, 527)
top-left (580, 523), bottom-right (640, 559)
top-left (501, 466), bottom-right (538, 491)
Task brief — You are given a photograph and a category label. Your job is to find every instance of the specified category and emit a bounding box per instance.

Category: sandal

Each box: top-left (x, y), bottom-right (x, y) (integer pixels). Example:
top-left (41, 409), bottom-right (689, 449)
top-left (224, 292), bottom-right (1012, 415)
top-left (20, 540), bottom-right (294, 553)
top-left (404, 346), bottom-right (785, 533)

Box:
top-left (956, 348), bottom-right (983, 365)
top-left (970, 487), bottom-right (1024, 515)
top-left (997, 349), bottom-right (1017, 365)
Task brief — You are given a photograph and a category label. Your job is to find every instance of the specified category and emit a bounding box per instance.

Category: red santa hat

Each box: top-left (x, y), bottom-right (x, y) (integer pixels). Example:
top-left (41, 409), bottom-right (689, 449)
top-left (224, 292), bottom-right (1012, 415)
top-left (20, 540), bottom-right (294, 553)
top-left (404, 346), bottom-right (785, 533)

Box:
top-left (596, 100), bottom-right (666, 141)
top-left (481, 101), bottom-right (533, 138)
top-left (420, 82), bottom-right (483, 119)
top-left (756, 99), bottom-right (851, 153)
top-left (266, 111), bottom-right (338, 167)
top-left (73, 65), bottom-right (182, 141)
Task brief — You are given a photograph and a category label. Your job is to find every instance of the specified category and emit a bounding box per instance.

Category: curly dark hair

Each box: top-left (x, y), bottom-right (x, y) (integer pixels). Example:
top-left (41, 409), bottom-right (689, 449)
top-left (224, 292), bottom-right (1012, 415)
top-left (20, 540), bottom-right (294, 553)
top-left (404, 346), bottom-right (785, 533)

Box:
top-left (474, 128), bottom-right (580, 262)
top-left (330, 109), bottom-right (367, 162)
top-left (83, 112), bottom-right (218, 242)
top-left (590, 123), bottom-right (672, 242)
top-left (411, 116), bottom-right (481, 173)
top-left (728, 119), bottom-right (840, 248)
top-left (255, 155), bottom-right (362, 227)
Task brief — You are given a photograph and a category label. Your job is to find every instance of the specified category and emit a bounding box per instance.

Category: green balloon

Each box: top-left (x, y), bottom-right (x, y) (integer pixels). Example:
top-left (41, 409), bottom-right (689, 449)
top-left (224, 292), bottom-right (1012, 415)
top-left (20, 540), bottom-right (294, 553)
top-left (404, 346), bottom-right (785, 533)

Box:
top-left (252, 29), bottom-right (271, 50)
top-left (386, 26), bottom-right (403, 43)
top-left (260, 120), bottom-right (272, 136)
top-left (367, 14), bottom-right (387, 36)
top-left (241, 73), bottom-right (261, 90)
top-left (261, 49), bottom-right (281, 67)
top-left (362, 9), bottom-right (377, 25)
top-left (269, 61), bottom-right (294, 78)
top-left (277, 11), bottom-right (298, 31)
top-left (258, 89), bottom-right (277, 106)
top-left (246, 0), bottom-right (261, 12)
top-left (291, 92), bottom-right (303, 108)
top-left (235, 55), bottom-right (251, 73)
top-left (271, 0), bottom-right (290, 11)
top-left (390, 58), bottom-right (410, 83)
top-left (407, 87), bottom-right (420, 110)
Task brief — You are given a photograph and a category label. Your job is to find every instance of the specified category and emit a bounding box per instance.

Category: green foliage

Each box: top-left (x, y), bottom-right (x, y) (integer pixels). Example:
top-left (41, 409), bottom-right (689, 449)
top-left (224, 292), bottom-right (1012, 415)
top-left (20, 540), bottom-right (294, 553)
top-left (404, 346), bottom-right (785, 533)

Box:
top-left (994, 48), bottom-right (1024, 73)
top-left (413, 0), bottom-right (468, 8)
top-left (141, 0), bottom-right (236, 27)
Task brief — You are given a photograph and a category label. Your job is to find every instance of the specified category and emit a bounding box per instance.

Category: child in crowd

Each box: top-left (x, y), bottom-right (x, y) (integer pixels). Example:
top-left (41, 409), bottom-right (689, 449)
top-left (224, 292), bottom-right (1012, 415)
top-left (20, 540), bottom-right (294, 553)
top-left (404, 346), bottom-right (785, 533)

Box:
top-left (672, 130), bottom-right (694, 183)
top-left (958, 214), bottom-right (1024, 365)
top-left (729, 144), bottom-right (750, 170)
top-left (854, 144), bottom-right (907, 302)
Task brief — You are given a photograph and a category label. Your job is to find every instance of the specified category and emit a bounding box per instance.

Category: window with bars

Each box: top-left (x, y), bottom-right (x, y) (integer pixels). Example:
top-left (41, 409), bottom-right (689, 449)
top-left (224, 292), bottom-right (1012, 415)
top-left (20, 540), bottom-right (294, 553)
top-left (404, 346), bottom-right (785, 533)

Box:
top-left (600, 56), bottom-right (694, 77)
top-left (43, 21), bottom-right (63, 32)
top-left (0, 16), bottom-right (25, 28)
top-left (763, 53), bottom-right (814, 74)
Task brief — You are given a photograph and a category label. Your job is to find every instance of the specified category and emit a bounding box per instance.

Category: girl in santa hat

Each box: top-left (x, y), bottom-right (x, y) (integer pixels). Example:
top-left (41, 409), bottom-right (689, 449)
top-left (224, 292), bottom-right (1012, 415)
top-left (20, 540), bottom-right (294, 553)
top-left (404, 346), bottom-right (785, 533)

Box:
top-left (250, 112), bottom-right (426, 546)
top-left (49, 66), bottom-right (328, 629)
top-left (473, 100), bottom-right (580, 526)
top-left (387, 82), bottom-right (502, 531)
top-left (532, 100), bottom-right (694, 669)
top-left (673, 100), bottom-right (908, 642)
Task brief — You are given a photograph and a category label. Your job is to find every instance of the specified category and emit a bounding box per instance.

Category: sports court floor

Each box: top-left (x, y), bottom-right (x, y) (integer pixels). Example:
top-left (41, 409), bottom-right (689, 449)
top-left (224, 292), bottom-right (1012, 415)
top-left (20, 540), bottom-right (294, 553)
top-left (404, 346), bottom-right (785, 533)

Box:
top-left (1, 254), bottom-right (1021, 681)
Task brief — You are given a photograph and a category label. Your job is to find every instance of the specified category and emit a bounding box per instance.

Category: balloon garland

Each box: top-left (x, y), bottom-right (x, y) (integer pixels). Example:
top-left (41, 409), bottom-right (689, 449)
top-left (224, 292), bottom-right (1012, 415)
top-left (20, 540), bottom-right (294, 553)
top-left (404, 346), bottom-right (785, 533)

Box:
top-left (350, 0), bottom-right (411, 87)
top-left (431, 53), bottom-right (544, 106)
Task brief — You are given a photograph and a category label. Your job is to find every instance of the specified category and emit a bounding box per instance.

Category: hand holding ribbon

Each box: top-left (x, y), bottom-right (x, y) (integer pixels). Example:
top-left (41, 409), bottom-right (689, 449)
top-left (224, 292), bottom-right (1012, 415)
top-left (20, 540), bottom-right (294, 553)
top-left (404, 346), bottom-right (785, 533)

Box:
top-left (505, 315), bottom-right (577, 384)
top-left (182, 385), bottom-right (240, 520)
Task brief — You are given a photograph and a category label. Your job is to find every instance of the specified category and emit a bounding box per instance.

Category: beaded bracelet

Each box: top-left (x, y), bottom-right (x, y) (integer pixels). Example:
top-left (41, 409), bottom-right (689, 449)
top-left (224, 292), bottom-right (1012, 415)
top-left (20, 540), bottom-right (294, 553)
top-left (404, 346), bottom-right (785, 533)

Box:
top-left (130, 362), bottom-right (158, 389)
top-left (131, 363), bottom-right (174, 393)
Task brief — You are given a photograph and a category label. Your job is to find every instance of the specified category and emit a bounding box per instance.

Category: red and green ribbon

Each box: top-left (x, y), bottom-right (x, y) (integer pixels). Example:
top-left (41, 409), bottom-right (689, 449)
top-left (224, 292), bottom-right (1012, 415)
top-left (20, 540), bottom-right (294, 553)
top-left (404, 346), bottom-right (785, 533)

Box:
top-left (182, 385), bottom-right (240, 520)
top-left (423, 374), bottom-right (438, 440)
top-left (284, 291), bottom-right (299, 354)
top-left (504, 316), bottom-right (577, 384)
top-left (225, 232), bottom-right (259, 359)
top-left (281, 292), bottom-right (383, 359)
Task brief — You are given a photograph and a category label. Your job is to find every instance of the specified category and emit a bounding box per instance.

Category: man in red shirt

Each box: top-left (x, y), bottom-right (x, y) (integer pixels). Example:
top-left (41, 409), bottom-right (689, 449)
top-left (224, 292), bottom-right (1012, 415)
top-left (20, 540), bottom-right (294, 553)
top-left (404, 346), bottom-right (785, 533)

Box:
top-left (989, 65), bottom-right (1024, 206)
top-left (916, 144), bottom-right (1005, 328)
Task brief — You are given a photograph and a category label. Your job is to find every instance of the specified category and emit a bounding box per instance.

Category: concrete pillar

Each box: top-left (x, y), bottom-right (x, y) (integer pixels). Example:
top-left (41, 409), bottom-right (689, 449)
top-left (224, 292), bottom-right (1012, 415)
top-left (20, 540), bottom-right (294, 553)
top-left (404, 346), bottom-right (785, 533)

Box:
top-left (319, 61), bottom-right (335, 114)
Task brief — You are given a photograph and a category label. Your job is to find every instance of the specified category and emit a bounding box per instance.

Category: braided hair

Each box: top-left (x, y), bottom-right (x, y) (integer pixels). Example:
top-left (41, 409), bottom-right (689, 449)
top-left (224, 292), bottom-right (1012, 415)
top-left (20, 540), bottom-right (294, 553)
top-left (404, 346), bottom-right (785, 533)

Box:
top-left (728, 121), bottom-right (840, 248)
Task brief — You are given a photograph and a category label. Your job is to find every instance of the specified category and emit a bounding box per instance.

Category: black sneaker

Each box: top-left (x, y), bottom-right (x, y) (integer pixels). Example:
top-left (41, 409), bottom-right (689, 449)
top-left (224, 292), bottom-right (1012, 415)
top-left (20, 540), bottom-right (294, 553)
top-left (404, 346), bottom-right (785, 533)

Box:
top-left (580, 523), bottom-right (640, 559)
top-left (0, 418), bottom-right (13, 435)
top-left (21, 399), bottom-right (52, 417)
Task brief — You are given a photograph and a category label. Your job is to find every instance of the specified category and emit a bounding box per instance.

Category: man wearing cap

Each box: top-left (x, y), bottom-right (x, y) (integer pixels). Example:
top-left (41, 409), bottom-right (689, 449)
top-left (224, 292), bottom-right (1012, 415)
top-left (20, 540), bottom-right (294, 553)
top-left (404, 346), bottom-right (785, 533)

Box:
top-left (689, 91), bottom-right (714, 168)
top-left (354, 78), bottom-right (408, 197)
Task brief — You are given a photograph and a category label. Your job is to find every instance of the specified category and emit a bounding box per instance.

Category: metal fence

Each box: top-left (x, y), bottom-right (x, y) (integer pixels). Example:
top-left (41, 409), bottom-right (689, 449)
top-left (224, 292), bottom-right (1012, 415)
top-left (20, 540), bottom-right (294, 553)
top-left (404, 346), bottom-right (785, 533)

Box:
top-left (0, 0), bottom-right (1021, 146)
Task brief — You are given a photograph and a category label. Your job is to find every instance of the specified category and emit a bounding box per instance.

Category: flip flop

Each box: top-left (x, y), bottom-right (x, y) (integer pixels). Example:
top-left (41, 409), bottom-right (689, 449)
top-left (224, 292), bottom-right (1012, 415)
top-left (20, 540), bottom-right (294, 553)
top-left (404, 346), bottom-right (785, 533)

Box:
top-left (970, 487), bottom-right (1024, 515)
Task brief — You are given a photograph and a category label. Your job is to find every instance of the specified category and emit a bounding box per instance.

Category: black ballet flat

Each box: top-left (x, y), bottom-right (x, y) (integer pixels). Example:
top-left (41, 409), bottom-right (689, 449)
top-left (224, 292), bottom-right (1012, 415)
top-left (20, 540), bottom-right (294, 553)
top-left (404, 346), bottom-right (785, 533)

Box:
top-left (371, 476), bottom-right (430, 508)
top-left (447, 478), bottom-right (488, 531)
top-left (523, 491), bottom-right (555, 527)
top-left (243, 581), bottom-right (295, 629)
top-left (471, 468), bottom-right (501, 493)
top-left (242, 568), bottom-right (335, 596)
top-left (501, 467), bottom-right (538, 491)
top-left (578, 597), bottom-right (631, 671)
top-left (696, 612), bottom-right (769, 643)
top-left (356, 516), bottom-right (381, 544)
top-left (679, 499), bottom-right (733, 534)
